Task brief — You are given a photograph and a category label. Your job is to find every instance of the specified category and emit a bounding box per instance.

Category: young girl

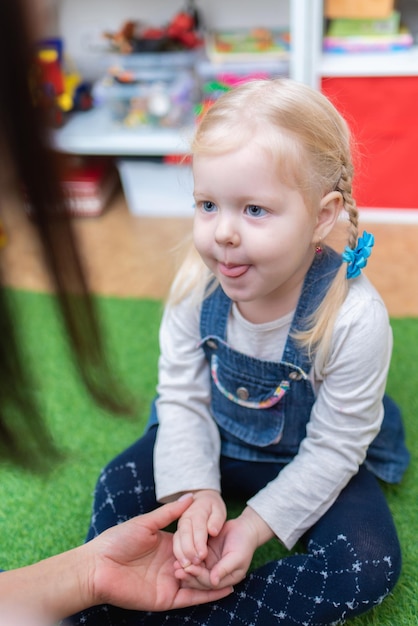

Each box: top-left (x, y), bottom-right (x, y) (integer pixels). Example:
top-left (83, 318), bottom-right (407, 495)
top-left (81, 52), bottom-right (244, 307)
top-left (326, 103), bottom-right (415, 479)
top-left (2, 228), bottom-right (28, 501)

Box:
top-left (70, 79), bottom-right (410, 626)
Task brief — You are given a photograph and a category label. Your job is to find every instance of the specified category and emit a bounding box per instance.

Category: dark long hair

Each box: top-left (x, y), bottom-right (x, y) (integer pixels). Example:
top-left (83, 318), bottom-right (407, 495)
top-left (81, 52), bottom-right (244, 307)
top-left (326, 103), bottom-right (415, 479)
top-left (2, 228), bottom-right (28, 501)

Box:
top-left (0, 0), bottom-right (131, 469)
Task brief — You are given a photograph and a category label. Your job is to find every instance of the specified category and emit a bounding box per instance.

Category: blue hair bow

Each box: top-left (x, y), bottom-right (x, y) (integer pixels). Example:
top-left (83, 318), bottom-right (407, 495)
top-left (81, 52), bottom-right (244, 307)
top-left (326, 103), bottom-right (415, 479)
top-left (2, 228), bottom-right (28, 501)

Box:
top-left (342, 231), bottom-right (374, 279)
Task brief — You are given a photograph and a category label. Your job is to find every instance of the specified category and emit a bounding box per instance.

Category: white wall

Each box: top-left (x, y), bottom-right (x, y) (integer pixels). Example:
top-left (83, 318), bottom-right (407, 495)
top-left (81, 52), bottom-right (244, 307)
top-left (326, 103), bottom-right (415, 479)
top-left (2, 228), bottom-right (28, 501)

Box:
top-left (56, 0), bottom-right (289, 79)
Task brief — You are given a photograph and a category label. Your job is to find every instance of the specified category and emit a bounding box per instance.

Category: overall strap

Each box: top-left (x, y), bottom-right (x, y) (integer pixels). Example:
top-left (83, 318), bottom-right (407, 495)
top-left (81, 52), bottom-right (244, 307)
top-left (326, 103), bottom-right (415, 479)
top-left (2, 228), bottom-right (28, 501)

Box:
top-left (200, 246), bottom-right (342, 367)
top-left (200, 282), bottom-right (231, 340)
top-left (283, 246), bottom-right (342, 368)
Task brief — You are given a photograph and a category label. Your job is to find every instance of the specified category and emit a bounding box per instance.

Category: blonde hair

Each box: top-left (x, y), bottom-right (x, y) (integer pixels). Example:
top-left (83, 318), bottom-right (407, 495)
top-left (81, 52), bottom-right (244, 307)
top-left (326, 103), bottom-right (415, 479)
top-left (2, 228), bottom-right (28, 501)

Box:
top-left (170, 78), bottom-right (359, 363)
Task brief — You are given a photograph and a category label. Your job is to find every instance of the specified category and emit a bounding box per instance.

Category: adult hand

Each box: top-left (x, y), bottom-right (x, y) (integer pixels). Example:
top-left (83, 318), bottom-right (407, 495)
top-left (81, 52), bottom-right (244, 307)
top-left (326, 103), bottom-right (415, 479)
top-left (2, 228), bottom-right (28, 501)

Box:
top-left (0, 496), bottom-right (233, 626)
top-left (85, 495), bottom-right (233, 611)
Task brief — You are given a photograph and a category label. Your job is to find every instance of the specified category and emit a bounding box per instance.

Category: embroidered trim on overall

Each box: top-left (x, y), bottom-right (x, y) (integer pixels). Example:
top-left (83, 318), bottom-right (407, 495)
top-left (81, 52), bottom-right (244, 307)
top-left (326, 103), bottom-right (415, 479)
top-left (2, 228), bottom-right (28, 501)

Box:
top-left (200, 335), bottom-right (310, 381)
top-left (211, 354), bottom-right (290, 409)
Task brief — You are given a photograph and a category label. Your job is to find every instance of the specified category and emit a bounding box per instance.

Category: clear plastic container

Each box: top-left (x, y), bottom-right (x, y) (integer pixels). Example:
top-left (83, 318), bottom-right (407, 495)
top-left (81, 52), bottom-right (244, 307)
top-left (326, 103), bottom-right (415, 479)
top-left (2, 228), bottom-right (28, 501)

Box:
top-left (106, 50), bottom-right (200, 70)
top-left (93, 66), bottom-right (199, 128)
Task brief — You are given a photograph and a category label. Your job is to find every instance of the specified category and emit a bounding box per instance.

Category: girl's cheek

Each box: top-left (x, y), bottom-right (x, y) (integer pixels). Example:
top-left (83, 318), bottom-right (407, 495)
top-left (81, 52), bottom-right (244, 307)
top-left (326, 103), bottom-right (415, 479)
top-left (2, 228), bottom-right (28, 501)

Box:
top-left (193, 221), bottom-right (208, 250)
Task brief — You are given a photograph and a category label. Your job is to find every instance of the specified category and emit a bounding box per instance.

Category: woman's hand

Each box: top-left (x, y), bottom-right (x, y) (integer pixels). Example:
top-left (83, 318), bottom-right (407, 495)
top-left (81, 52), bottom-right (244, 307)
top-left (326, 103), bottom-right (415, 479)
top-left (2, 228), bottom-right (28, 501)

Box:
top-left (86, 495), bottom-right (232, 612)
top-left (0, 496), bottom-right (233, 625)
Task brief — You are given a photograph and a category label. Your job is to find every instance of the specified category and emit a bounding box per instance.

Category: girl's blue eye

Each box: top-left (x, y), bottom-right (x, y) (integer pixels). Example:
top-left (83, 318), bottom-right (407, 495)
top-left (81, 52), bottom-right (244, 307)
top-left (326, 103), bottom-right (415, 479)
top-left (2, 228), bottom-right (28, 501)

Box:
top-left (202, 201), bottom-right (217, 213)
top-left (246, 205), bottom-right (266, 217)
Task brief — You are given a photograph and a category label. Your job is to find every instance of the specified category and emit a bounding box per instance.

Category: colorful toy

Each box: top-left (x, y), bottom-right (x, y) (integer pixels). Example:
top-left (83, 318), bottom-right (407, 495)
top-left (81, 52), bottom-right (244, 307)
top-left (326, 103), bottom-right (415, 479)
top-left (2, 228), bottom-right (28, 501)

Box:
top-left (33, 38), bottom-right (92, 127)
top-left (103, 2), bottom-right (202, 54)
top-left (195, 72), bottom-right (273, 122)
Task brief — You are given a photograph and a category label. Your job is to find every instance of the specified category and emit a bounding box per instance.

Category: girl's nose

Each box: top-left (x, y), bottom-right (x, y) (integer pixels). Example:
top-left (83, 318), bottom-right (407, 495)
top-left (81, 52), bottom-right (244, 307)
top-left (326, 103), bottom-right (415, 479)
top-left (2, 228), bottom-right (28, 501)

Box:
top-left (214, 214), bottom-right (240, 246)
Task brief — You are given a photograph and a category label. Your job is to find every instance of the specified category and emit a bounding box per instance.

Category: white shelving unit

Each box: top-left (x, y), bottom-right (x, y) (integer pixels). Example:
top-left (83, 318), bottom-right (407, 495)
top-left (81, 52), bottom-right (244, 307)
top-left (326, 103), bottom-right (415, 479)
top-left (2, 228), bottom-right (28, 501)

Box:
top-left (312, 0), bottom-right (418, 87)
top-left (311, 1), bottom-right (418, 220)
top-left (52, 0), bottom-right (418, 150)
top-left (320, 47), bottom-right (418, 78)
top-left (53, 108), bottom-right (193, 156)
top-left (52, 0), bottom-right (418, 219)
top-left (54, 0), bottom-right (315, 156)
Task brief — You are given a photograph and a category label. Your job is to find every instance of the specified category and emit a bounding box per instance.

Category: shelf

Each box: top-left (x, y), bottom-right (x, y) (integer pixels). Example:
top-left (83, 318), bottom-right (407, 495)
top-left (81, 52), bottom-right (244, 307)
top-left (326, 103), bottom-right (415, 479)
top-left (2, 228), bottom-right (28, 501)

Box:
top-left (52, 107), bottom-right (193, 156)
top-left (319, 45), bottom-right (418, 77)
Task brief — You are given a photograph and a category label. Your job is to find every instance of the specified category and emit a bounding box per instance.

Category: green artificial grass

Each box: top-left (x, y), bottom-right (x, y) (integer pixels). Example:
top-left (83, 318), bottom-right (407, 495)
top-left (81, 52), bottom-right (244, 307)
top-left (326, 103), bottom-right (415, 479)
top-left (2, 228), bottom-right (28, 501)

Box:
top-left (0, 289), bottom-right (417, 625)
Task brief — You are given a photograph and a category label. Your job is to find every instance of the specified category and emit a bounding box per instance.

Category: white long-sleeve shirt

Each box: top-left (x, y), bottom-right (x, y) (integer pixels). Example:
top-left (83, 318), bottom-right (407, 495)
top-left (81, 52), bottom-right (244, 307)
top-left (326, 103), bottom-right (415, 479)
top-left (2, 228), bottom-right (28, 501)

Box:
top-left (154, 274), bottom-right (392, 549)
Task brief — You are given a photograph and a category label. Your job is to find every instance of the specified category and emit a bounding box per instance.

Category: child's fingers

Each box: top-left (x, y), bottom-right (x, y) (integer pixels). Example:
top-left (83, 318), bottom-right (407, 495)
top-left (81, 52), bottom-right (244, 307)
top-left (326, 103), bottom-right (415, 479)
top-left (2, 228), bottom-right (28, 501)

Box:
top-left (207, 506), bottom-right (226, 537)
top-left (190, 517), bottom-right (211, 560)
top-left (174, 508), bottom-right (210, 566)
top-left (173, 519), bottom-right (200, 567)
top-left (210, 553), bottom-right (246, 588)
top-left (174, 563), bottom-right (204, 579)
top-left (175, 565), bottom-right (213, 589)
top-left (173, 559), bottom-right (183, 572)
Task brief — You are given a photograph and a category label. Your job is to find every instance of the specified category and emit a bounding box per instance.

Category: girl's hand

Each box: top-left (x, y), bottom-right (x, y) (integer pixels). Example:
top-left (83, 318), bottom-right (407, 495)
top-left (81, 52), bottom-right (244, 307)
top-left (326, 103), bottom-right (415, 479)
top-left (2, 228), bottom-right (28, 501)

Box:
top-left (175, 506), bottom-right (274, 590)
top-left (173, 489), bottom-right (227, 569)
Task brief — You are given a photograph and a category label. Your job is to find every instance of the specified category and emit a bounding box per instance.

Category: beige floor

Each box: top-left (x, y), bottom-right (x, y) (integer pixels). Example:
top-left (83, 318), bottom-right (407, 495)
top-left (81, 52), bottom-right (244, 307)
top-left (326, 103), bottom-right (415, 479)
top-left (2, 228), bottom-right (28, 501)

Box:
top-left (1, 186), bottom-right (418, 317)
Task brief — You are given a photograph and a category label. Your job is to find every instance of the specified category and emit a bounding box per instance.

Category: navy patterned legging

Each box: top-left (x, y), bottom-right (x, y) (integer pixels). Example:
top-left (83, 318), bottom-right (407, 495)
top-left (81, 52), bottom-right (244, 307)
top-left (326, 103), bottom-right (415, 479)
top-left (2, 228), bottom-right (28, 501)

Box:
top-left (66, 426), bottom-right (402, 626)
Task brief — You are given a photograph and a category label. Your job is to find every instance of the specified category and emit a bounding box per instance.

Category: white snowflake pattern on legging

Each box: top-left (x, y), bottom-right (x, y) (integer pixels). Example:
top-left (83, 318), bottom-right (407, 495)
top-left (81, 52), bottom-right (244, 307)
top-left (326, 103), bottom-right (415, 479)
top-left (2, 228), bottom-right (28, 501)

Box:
top-left (67, 531), bottom-right (397, 626)
top-left (66, 433), bottom-right (401, 626)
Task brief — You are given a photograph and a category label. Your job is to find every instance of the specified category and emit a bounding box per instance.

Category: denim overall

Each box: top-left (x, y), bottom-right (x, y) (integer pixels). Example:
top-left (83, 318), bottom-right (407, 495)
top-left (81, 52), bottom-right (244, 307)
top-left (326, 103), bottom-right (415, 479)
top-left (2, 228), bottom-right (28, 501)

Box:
top-left (200, 247), bottom-right (409, 483)
top-left (70, 247), bottom-right (408, 626)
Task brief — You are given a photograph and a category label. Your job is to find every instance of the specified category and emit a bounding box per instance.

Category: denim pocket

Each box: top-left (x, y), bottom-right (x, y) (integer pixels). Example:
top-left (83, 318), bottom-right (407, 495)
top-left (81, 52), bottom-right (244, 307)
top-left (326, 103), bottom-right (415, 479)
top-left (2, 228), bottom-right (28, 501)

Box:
top-left (210, 354), bottom-right (288, 447)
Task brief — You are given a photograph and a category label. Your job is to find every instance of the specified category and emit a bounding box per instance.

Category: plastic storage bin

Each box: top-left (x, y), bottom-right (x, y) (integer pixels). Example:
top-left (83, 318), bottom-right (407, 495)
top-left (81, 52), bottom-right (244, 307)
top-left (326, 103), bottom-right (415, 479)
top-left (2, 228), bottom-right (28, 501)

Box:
top-left (93, 66), bottom-right (198, 128)
top-left (105, 51), bottom-right (200, 70)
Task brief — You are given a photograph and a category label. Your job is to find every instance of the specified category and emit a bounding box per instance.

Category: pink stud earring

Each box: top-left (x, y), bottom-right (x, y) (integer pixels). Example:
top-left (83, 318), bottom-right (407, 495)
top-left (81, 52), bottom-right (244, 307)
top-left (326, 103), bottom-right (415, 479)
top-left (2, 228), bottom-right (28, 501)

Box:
top-left (315, 243), bottom-right (323, 255)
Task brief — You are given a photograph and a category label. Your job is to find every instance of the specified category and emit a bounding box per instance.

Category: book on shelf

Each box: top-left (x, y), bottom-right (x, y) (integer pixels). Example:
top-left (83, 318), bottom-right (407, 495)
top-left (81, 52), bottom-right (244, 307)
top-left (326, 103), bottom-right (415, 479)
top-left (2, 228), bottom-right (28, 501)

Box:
top-left (325, 0), bottom-right (395, 20)
top-left (327, 10), bottom-right (401, 36)
top-left (323, 29), bottom-right (413, 53)
top-left (324, 11), bottom-right (414, 53)
top-left (205, 28), bottom-right (290, 63)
